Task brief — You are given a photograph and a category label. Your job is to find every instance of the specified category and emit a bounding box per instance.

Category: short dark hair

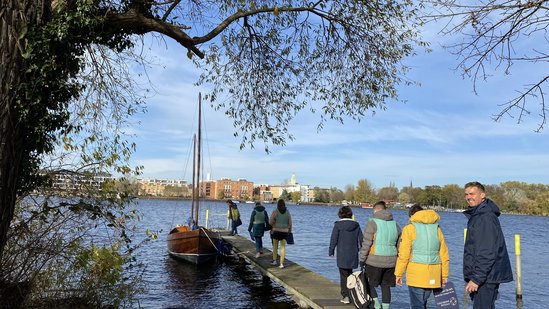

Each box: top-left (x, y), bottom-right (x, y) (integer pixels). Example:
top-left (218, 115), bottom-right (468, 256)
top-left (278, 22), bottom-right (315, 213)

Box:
top-left (338, 206), bottom-right (353, 219)
top-left (373, 201), bottom-right (386, 210)
top-left (408, 204), bottom-right (423, 217)
top-left (465, 181), bottom-right (485, 192)
top-left (277, 199), bottom-right (286, 209)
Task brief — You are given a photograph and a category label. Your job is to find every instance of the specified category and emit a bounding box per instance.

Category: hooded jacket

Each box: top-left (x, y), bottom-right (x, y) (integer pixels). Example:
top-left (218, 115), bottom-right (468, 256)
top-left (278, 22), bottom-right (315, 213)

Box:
top-left (395, 209), bottom-right (450, 289)
top-left (329, 218), bottom-right (363, 269)
top-left (359, 209), bottom-right (401, 268)
top-left (248, 205), bottom-right (268, 237)
top-left (463, 198), bottom-right (513, 285)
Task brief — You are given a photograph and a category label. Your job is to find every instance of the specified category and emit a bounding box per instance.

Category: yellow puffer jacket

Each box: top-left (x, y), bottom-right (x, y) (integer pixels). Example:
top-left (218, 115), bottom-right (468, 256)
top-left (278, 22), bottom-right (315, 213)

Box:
top-left (394, 209), bottom-right (449, 288)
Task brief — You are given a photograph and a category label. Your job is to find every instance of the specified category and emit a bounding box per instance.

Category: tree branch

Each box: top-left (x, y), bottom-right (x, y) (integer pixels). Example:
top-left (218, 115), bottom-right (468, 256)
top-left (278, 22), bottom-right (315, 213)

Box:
top-left (102, 7), bottom-right (204, 58)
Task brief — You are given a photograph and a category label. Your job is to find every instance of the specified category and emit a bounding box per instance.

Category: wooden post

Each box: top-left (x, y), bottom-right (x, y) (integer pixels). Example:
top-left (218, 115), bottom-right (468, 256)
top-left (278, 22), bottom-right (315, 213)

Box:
top-left (205, 209), bottom-right (209, 229)
top-left (515, 234), bottom-right (523, 299)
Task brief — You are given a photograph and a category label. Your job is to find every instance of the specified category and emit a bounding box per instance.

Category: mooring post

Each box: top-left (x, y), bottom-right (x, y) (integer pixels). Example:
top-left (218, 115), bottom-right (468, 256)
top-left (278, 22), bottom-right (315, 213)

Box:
top-left (205, 209), bottom-right (209, 229)
top-left (515, 234), bottom-right (523, 300)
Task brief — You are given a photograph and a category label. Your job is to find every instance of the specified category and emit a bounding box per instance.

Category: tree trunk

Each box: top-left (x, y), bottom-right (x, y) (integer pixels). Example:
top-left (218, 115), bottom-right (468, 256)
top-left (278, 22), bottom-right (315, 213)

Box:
top-left (0, 0), bottom-right (45, 264)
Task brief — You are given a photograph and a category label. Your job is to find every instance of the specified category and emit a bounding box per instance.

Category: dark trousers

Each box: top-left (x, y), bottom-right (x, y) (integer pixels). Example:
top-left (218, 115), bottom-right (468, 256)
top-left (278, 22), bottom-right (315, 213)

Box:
top-left (338, 268), bottom-right (353, 297)
top-left (230, 220), bottom-right (238, 235)
top-left (254, 236), bottom-right (263, 253)
top-left (370, 284), bottom-right (391, 304)
top-left (470, 283), bottom-right (499, 309)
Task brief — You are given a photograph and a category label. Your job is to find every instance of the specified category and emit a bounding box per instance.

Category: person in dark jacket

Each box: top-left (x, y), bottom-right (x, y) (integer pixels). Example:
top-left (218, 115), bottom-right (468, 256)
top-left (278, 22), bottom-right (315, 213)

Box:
top-left (463, 181), bottom-right (513, 309)
top-left (227, 199), bottom-right (241, 236)
top-left (248, 202), bottom-right (269, 258)
top-left (329, 206), bottom-right (363, 304)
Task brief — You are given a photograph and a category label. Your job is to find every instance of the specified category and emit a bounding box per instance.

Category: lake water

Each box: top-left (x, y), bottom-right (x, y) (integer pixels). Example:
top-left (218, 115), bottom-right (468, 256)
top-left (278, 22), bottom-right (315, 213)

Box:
top-left (133, 199), bottom-right (547, 308)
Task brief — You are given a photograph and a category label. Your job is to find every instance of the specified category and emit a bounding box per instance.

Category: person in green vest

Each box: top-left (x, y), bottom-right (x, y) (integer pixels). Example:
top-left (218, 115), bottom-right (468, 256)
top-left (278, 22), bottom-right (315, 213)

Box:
top-left (359, 201), bottom-right (401, 309)
top-left (394, 205), bottom-right (450, 309)
top-left (248, 202), bottom-right (269, 258)
top-left (269, 199), bottom-right (293, 269)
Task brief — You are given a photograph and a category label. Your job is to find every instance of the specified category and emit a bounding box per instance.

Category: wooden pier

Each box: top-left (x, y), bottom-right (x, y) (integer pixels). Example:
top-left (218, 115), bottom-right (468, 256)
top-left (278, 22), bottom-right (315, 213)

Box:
top-left (223, 234), bottom-right (353, 309)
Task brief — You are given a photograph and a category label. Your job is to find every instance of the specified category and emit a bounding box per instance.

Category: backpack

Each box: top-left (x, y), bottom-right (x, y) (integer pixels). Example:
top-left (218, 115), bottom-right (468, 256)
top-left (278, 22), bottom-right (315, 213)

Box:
top-left (347, 270), bottom-right (374, 309)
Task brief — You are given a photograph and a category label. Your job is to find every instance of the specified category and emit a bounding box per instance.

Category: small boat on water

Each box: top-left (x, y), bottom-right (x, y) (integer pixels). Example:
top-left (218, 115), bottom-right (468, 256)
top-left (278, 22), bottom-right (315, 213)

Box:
top-left (167, 225), bottom-right (221, 264)
top-left (167, 93), bottom-right (222, 265)
top-left (361, 203), bottom-right (373, 209)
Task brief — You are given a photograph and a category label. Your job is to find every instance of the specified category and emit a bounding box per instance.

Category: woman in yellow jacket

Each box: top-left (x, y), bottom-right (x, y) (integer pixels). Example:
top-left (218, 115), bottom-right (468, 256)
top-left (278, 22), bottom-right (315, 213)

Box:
top-left (395, 205), bottom-right (449, 309)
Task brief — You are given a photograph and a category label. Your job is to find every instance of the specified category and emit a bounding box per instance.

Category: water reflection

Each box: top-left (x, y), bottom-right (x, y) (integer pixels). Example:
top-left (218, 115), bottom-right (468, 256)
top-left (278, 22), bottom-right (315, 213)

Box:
top-left (163, 256), bottom-right (298, 309)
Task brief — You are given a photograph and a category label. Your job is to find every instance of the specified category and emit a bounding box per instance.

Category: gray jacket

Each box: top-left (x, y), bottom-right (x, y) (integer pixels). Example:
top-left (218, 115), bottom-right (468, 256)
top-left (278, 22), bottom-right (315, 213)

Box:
top-left (359, 209), bottom-right (401, 268)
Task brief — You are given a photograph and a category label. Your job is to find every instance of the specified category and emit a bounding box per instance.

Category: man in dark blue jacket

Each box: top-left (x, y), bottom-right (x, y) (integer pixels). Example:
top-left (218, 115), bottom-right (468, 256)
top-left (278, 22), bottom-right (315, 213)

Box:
top-left (463, 182), bottom-right (513, 309)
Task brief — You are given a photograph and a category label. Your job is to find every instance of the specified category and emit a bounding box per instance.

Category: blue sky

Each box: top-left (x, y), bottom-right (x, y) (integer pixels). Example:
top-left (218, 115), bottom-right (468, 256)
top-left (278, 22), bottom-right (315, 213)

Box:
top-left (128, 22), bottom-right (549, 191)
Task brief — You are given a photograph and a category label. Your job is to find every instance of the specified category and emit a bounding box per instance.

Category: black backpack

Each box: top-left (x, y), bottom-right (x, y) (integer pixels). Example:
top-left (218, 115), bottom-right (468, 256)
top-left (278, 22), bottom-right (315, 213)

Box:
top-left (347, 269), bottom-right (374, 309)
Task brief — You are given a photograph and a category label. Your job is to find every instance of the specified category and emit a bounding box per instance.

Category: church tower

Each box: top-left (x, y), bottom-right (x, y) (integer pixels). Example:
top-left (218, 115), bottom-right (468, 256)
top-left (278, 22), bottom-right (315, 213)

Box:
top-left (290, 172), bottom-right (297, 185)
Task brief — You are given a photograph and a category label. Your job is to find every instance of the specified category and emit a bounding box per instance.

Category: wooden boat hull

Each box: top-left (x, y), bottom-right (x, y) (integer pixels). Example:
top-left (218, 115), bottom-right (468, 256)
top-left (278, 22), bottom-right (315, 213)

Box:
top-left (166, 226), bottom-right (220, 264)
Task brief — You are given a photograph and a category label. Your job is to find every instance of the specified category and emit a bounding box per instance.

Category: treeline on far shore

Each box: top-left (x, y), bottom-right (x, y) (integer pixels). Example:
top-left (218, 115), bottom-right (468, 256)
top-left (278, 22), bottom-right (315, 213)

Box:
top-left (136, 180), bottom-right (549, 217)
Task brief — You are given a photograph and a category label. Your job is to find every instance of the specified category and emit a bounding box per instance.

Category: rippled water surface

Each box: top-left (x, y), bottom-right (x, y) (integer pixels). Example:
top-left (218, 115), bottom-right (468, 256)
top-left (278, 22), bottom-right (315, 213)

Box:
top-left (133, 199), bottom-right (547, 308)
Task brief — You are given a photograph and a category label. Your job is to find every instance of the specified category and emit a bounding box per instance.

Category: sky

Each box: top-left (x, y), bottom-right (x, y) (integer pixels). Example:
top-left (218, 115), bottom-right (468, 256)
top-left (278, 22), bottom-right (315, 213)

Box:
top-left (127, 18), bottom-right (549, 191)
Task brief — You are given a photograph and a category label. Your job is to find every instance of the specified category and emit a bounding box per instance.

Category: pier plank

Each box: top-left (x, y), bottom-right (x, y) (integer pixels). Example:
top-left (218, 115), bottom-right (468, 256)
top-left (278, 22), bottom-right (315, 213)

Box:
top-left (223, 234), bottom-right (355, 309)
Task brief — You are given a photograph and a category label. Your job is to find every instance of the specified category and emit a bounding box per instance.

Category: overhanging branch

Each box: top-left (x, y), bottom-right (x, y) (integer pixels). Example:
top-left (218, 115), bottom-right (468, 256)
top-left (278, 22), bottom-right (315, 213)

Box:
top-left (102, 7), bottom-right (204, 58)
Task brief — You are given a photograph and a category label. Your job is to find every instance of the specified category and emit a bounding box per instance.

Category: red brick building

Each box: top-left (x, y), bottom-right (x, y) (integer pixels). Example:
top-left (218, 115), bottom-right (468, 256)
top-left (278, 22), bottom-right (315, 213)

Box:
top-left (202, 178), bottom-right (253, 200)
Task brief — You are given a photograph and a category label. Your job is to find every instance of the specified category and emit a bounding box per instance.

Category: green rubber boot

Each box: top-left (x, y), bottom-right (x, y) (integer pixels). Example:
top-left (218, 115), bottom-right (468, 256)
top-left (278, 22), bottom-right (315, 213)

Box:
top-left (372, 298), bottom-right (381, 309)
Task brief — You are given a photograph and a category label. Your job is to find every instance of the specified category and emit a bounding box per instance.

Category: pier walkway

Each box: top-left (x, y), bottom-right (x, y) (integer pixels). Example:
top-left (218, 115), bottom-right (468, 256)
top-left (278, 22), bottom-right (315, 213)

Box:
top-left (222, 234), bottom-right (353, 309)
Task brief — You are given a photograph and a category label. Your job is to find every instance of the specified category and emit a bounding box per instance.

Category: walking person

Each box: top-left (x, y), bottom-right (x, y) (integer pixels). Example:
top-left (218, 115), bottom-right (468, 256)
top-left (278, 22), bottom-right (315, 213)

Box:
top-left (395, 205), bottom-right (450, 309)
top-left (227, 199), bottom-right (241, 236)
top-left (359, 201), bottom-right (401, 309)
top-left (248, 201), bottom-right (269, 258)
top-left (269, 199), bottom-right (292, 269)
top-left (329, 206), bottom-right (363, 304)
top-left (463, 181), bottom-right (513, 309)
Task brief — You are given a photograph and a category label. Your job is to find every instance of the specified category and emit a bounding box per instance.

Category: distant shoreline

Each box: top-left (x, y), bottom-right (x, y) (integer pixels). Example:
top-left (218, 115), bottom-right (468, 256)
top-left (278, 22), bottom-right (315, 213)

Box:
top-left (134, 196), bottom-right (538, 216)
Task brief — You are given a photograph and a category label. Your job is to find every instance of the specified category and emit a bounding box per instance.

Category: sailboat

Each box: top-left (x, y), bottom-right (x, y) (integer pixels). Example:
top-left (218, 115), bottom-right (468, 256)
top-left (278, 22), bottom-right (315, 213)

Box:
top-left (167, 93), bottom-right (222, 264)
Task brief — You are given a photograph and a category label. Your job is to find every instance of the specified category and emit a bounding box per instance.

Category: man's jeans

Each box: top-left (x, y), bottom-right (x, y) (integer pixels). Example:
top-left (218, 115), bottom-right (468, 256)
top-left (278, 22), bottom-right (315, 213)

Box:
top-left (408, 286), bottom-right (432, 309)
top-left (254, 236), bottom-right (263, 253)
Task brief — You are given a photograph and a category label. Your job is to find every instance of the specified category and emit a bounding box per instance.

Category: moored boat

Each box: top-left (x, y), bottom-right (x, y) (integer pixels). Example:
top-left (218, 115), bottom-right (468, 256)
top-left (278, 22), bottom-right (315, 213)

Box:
top-left (167, 93), bottom-right (221, 264)
top-left (167, 226), bottom-right (220, 264)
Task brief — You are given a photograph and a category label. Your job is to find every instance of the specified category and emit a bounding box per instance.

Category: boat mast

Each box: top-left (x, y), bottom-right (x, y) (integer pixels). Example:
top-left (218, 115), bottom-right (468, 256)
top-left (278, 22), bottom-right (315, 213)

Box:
top-left (195, 93), bottom-right (202, 226)
top-left (190, 133), bottom-right (196, 224)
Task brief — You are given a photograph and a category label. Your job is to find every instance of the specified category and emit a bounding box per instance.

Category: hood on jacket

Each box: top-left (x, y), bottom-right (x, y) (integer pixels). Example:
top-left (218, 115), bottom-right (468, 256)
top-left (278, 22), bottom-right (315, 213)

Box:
top-left (464, 198), bottom-right (501, 219)
top-left (254, 205), bottom-right (265, 212)
top-left (372, 209), bottom-right (394, 221)
top-left (336, 218), bottom-right (361, 232)
top-left (410, 209), bottom-right (440, 224)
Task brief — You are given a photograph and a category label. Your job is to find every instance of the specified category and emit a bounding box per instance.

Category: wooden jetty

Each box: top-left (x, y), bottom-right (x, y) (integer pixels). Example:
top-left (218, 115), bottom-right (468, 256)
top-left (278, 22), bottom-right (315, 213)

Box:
top-left (223, 234), bottom-right (353, 309)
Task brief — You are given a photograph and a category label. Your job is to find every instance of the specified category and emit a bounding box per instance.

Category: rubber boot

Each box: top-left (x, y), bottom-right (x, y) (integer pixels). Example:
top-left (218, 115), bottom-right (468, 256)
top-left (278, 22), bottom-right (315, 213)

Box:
top-left (372, 298), bottom-right (381, 309)
top-left (381, 303), bottom-right (390, 309)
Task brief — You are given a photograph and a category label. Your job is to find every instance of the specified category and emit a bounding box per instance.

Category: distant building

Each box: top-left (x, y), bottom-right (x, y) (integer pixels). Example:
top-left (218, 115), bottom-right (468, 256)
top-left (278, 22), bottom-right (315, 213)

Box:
top-left (137, 178), bottom-right (189, 197)
top-left (259, 173), bottom-right (310, 203)
top-left (202, 177), bottom-right (254, 200)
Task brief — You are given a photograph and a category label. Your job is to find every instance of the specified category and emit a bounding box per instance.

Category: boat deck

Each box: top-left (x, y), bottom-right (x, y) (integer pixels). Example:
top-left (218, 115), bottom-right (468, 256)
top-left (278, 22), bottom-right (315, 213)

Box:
top-left (222, 234), bottom-right (353, 309)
